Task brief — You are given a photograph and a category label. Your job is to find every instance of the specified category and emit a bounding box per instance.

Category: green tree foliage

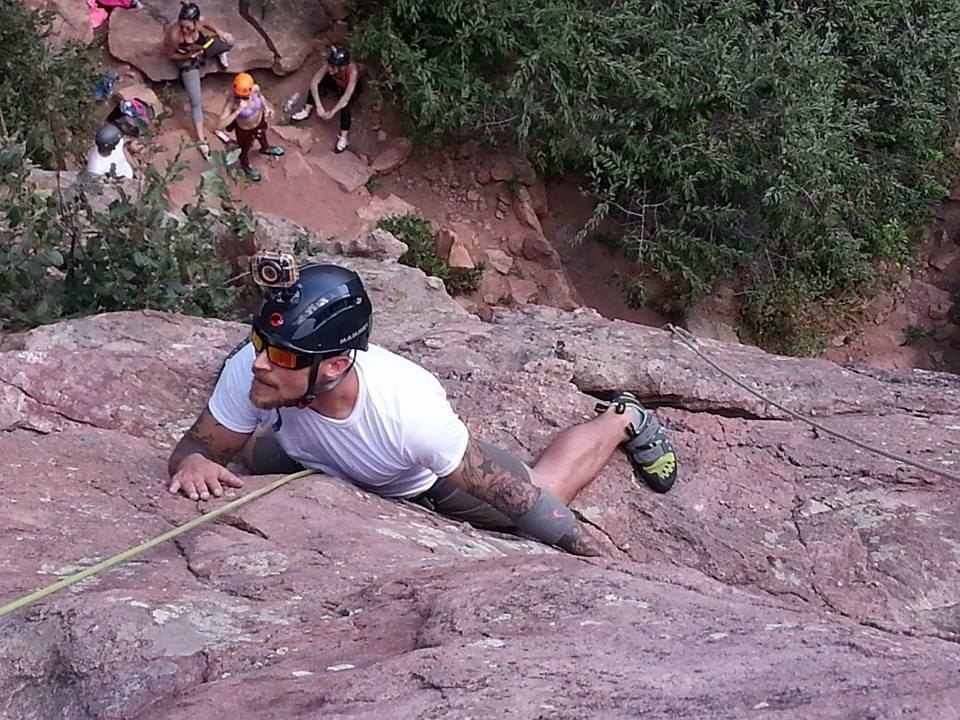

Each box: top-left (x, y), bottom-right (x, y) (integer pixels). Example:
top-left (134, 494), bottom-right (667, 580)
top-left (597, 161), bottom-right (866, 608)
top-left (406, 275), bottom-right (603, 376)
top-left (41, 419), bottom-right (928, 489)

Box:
top-left (0, 6), bottom-right (256, 332)
top-left (357, 0), bottom-right (959, 353)
top-left (0, 2), bottom-right (100, 167)
top-left (0, 143), bottom-right (248, 331)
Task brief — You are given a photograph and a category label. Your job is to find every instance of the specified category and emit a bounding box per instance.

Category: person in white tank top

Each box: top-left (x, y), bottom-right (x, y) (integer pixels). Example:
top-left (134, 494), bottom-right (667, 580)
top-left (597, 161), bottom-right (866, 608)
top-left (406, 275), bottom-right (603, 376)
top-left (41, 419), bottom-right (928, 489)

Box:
top-left (167, 257), bottom-right (679, 556)
top-left (86, 125), bottom-right (134, 179)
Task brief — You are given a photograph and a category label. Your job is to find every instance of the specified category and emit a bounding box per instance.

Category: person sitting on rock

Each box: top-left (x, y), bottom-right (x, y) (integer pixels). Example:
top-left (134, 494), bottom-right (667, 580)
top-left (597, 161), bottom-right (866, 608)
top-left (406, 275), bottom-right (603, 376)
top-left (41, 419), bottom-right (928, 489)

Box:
top-left (290, 46), bottom-right (361, 154)
top-left (85, 124), bottom-right (135, 179)
top-left (167, 259), bottom-right (680, 556)
top-left (217, 72), bottom-right (284, 182)
top-left (163, 1), bottom-right (234, 160)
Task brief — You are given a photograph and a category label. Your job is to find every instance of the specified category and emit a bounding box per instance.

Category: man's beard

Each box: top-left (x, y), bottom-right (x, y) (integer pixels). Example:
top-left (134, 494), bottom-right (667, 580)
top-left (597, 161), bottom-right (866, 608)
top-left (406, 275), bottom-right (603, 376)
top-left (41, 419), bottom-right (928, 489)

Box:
top-left (249, 378), bottom-right (302, 409)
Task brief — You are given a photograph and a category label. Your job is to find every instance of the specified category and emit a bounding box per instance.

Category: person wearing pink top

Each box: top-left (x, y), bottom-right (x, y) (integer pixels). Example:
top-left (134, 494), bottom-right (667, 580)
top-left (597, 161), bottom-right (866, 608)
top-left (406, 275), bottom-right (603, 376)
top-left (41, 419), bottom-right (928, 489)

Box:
top-left (217, 72), bottom-right (284, 182)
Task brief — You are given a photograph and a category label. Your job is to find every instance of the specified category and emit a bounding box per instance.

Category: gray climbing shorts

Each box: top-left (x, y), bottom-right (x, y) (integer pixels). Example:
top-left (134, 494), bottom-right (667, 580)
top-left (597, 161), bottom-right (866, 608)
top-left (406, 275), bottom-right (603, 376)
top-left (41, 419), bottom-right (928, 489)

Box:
top-left (408, 476), bottom-right (515, 531)
top-left (243, 427), bottom-right (518, 531)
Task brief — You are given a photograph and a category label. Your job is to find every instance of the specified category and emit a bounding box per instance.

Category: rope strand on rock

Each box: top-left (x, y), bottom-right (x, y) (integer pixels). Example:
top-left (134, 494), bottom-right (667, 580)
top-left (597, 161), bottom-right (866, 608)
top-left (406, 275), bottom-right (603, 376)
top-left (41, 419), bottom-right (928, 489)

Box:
top-left (0, 469), bottom-right (316, 620)
top-left (666, 324), bottom-right (960, 483)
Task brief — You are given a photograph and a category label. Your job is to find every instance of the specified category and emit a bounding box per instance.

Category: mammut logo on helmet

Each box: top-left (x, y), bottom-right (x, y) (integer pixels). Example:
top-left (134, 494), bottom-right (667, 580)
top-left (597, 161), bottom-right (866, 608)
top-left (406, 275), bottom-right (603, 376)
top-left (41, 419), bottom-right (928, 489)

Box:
top-left (339, 322), bottom-right (369, 345)
top-left (269, 312), bottom-right (284, 327)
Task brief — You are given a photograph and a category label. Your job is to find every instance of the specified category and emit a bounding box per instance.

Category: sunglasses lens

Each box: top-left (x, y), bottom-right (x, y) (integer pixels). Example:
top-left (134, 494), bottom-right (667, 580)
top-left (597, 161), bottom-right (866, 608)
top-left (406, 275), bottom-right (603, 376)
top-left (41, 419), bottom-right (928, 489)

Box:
top-left (252, 327), bottom-right (311, 368)
top-left (267, 346), bottom-right (301, 369)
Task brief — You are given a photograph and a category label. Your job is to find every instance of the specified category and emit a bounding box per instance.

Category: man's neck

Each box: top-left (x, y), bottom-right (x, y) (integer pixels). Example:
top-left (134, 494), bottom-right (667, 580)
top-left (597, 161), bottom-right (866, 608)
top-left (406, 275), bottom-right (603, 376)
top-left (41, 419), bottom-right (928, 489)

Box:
top-left (306, 366), bottom-right (359, 420)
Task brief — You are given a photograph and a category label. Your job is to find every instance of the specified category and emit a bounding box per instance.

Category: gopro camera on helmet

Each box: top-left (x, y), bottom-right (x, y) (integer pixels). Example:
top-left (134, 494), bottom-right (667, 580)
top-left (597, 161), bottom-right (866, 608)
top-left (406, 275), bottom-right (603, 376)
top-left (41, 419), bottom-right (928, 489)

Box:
top-left (251, 251), bottom-right (299, 288)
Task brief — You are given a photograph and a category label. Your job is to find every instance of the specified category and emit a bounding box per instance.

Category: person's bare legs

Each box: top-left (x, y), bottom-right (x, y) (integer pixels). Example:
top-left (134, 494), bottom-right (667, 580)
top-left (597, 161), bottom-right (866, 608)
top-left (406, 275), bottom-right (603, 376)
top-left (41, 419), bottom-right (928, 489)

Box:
top-left (528, 406), bottom-right (631, 504)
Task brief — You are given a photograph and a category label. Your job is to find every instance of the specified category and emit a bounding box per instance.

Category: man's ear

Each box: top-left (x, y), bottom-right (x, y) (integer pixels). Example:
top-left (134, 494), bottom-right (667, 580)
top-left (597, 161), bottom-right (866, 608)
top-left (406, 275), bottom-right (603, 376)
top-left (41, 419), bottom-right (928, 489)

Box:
top-left (320, 354), bottom-right (350, 376)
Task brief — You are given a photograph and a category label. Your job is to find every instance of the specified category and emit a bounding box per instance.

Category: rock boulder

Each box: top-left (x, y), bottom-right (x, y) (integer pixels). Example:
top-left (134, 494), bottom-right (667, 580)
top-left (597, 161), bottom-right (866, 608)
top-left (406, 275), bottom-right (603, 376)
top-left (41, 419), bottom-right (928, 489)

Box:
top-left (371, 137), bottom-right (414, 175)
top-left (24, 0), bottom-right (94, 45)
top-left (3, 258), bottom-right (960, 718)
top-left (310, 150), bottom-right (373, 193)
top-left (108, 0), bottom-right (273, 82)
top-left (243, 0), bottom-right (330, 75)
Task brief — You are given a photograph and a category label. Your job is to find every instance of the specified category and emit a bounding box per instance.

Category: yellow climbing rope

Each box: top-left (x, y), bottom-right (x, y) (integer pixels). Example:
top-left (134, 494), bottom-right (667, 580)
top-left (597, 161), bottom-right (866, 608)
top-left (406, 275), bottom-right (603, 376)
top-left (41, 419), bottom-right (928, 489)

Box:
top-left (0, 468), bottom-right (315, 620)
top-left (667, 324), bottom-right (960, 483)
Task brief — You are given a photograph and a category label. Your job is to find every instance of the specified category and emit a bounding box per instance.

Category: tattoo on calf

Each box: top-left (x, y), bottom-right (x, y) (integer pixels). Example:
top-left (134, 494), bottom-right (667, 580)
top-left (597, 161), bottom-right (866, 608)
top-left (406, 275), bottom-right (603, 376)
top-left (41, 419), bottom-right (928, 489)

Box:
top-left (461, 440), bottom-right (540, 520)
top-left (454, 439), bottom-right (604, 556)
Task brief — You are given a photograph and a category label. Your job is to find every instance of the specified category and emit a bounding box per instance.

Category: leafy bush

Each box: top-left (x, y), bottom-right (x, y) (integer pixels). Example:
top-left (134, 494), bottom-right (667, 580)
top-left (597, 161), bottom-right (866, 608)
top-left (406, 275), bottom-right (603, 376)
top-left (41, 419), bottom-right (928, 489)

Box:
top-left (903, 323), bottom-right (933, 345)
top-left (0, 2), bottom-right (100, 167)
top-left (0, 143), bottom-right (249, 331)
top-left (377, 212), bottom-right (484, 295)
top-left (357, 0), bottom-right (960, 353)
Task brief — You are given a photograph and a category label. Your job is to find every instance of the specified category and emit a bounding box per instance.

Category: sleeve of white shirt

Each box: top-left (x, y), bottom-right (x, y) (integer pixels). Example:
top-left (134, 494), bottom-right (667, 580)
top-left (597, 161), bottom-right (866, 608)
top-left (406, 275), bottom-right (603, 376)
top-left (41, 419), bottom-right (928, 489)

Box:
top-left (85, 148), bottom-right (100, 175)
top-left (207, 343), bottom-right (263, 433)
top-left (403, 390), bottom-right (470, 478)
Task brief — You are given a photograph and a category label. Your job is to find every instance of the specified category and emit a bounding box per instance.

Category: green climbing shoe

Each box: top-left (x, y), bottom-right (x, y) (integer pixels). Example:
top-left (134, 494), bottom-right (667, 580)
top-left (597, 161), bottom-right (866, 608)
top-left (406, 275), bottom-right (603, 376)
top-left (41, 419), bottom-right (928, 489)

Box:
top-left (242, 166), bottom-right (262, 182)
top-left (597, 391), bottom-right (679, 493)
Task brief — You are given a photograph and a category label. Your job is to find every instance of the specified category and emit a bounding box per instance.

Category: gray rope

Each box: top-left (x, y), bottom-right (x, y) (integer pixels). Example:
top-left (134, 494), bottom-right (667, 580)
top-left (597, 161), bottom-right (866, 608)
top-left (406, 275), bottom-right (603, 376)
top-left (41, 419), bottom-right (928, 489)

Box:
top-left (666, 324), bottom-right (960, 483)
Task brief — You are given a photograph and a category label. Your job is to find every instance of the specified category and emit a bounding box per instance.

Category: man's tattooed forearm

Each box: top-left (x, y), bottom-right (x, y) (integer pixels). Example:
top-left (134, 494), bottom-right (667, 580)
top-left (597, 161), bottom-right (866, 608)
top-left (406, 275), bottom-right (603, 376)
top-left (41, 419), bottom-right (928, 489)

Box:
top-left (167, 410), bottom-right (235, 474)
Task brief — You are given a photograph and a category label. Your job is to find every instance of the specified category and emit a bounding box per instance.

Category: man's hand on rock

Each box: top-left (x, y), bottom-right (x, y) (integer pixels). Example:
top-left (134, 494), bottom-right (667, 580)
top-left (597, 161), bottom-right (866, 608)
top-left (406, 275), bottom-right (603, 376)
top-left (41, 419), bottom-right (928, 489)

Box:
top-left (168, 453), bottom-right (243, 501)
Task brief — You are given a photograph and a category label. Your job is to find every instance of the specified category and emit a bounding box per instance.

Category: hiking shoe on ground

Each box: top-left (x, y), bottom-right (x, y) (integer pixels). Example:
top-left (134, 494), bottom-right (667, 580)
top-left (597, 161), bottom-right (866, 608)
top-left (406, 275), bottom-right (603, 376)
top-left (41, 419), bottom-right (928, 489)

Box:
top-left (291, 107), bottom-right (311, 122)
top-left (242, 166), bottom-right (262, 182)
top-left (260, 146), bottom-right (284, 156)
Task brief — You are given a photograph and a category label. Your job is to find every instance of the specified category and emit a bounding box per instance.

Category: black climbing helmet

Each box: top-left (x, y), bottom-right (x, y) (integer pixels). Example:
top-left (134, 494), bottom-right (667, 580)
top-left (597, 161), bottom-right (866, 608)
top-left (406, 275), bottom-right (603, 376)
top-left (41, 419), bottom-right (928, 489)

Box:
top-left (95, 124), bottom-right (122, 151)
top-left (253, 263), bottom-right (372, 358)
top-left (328, 47), bottom-right (350, 67)
top-left (178, 2), bottom-right (200, 21)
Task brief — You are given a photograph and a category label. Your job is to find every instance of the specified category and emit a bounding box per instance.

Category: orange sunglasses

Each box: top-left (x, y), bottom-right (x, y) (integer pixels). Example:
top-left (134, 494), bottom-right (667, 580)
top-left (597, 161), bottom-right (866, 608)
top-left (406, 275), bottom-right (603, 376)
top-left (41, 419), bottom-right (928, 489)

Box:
top-left (251, 327), bottom-right (314, 369)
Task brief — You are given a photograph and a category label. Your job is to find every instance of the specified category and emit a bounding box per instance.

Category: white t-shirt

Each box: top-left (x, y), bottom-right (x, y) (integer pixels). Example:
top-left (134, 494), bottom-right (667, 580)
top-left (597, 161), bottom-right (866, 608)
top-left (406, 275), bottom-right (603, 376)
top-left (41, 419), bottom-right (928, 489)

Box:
top-left (86, 139), bottom-right (134, 179)
top-left (209, 343), bottom-right (470, 498)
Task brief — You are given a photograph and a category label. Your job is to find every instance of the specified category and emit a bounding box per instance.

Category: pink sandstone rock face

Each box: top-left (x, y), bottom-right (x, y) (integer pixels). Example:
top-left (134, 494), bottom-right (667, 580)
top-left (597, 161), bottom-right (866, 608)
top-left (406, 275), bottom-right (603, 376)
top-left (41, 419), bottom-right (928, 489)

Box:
top-left (2, 257), bottom-right (960, 719)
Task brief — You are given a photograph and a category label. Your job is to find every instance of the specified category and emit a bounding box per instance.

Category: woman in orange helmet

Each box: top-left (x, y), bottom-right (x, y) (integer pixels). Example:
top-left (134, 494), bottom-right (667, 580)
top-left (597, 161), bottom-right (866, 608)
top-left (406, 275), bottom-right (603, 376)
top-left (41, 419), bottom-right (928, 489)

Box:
top-left (217, 72), bottom-right (284, 182)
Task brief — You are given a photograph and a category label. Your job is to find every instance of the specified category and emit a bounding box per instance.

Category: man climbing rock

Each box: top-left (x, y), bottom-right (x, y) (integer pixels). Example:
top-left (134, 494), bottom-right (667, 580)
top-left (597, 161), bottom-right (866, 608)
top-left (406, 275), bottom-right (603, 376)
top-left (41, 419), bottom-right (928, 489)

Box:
top-left (167, 256), bottom-right (679, 556)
